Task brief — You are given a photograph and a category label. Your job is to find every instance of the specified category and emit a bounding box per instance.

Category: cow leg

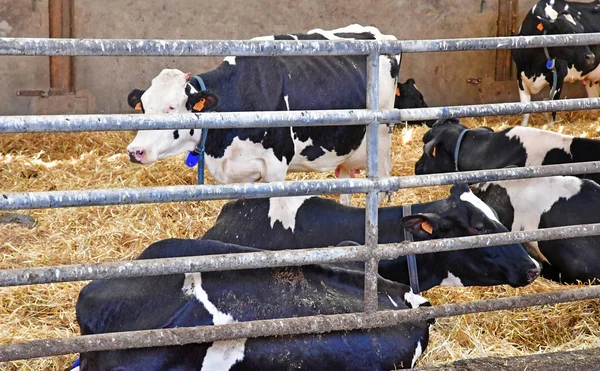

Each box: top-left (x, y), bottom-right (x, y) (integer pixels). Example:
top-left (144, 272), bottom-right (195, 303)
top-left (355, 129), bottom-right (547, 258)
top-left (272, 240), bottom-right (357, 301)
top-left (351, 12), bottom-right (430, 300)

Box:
top-left (336, 165), bottom-right (353, 206)
top-left (518, 86), bottom-right (532, 126)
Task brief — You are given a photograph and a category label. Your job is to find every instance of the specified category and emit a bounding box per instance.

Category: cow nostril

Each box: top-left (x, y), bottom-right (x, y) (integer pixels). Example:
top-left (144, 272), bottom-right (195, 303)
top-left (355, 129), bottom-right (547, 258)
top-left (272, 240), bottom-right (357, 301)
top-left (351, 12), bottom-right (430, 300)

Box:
top-left (135, 150), bottom-right (144, 157)
top-left (585, 53), bottom-right (595, 64)
top-left (526, 268), bottom-right (540, 282)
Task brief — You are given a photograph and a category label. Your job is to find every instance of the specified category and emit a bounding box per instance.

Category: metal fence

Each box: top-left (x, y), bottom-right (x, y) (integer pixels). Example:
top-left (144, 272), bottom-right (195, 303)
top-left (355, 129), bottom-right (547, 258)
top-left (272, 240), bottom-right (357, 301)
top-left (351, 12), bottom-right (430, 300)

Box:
top-left (2, 32), bottom-right (600, 363)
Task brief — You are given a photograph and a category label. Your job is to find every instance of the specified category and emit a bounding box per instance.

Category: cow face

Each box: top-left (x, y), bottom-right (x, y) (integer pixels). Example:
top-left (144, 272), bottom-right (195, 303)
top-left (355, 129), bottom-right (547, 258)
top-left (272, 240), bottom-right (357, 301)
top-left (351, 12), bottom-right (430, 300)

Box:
top-left (126, 69), bottom-right (219, 164)
top-left (402, 184), bottom-right (540, 287)
top-left (528, 0), bottom-right (595, 69)
top-left (414, 118), bottom-right (468, 175)
top-left (395, 79), bottom-right (436, 127)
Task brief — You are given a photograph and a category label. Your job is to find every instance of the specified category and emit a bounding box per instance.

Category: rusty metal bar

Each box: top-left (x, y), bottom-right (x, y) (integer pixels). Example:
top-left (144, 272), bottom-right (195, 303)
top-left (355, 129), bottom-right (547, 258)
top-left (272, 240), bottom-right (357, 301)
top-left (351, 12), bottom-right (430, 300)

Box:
top-left (2, 97), bottom-right (600, 134)
top-left (3, 33), bottom-right (600, 56)
top-left (363, 52), bottom-right (381, 312)
top-left (3, 222), bottom-right (600, 287)
top-left (2, 161), bottom-right (600, 211)
top-left (48, 0), bottom-right (74, 93)
top-left (1, 284), bottom-right (599, 362)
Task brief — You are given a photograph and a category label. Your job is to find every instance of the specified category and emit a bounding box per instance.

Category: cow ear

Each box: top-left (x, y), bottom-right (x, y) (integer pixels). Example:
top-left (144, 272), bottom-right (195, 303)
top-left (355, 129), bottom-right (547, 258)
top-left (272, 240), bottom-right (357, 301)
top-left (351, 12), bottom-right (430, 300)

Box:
top-left (450, 183), bottom-right (470, 197)
top-left (127, 89), bottom-right (145, 111)
top-left (401, 213), bottom-right (439, 239)
top-left (423, 136), bottom-right (441, 158)
top-left (396, 85), bottom-right (401, 97)
top-left (187, 90), bottom-right (219, 112)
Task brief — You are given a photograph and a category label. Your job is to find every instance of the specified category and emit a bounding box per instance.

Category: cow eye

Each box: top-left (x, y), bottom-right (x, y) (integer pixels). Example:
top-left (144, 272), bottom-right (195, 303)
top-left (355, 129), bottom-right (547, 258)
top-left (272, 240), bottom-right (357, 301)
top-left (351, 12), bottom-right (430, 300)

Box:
top-left (169, 106), bottom-right (176, 111)
top-left (475, 225), bottom-right (488, 234)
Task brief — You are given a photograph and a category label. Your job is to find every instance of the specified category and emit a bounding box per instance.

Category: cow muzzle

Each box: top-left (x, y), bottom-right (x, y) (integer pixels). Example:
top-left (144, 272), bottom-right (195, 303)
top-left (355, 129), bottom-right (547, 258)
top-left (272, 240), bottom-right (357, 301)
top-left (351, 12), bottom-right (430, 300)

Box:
top-left (585, 52), bottom-right (596, 65)
top-left (526, 268), bottom-right (540, 283)
top-left (127, 149), bottom-right (145, 164)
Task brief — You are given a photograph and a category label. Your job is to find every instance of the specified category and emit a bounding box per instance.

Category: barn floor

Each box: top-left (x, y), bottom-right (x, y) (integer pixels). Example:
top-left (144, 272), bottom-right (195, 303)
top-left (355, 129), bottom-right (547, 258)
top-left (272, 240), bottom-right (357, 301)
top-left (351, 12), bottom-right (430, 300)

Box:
top-left (1, 111), bottom-right (600, 370)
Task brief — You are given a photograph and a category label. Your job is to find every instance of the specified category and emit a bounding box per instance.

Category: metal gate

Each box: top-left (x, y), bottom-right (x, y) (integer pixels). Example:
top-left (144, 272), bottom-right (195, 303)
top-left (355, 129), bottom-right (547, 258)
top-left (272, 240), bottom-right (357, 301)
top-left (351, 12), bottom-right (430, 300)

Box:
top-left (1, 32), bottom-right (600, 363)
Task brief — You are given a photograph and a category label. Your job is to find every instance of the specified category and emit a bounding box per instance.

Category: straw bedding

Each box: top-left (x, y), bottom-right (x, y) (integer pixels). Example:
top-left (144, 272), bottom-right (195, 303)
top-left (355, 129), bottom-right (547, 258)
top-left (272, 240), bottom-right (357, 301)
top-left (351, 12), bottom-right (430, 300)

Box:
top-left (1, 111), bottom-right (600, 370)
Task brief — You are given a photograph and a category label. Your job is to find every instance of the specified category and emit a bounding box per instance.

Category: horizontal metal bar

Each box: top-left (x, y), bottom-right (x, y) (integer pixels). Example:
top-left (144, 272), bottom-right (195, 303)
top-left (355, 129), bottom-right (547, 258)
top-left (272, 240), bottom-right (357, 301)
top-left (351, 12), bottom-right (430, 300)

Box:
top-left (1, 284), bottom-right (599, 362)
top-left (2, 33), bottom-right (600, 57)
top-left (3, 221), bottom-right (600, 287)
top-left (2, 161), bottom-right (600, 211)
top-left (1, 98), bottom-right (599, 133)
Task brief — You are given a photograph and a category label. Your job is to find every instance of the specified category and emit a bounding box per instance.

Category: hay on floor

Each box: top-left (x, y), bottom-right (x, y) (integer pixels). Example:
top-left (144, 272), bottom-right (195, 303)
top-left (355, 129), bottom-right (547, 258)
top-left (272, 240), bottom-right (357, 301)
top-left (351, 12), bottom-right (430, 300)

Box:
top-left (1, 110), bottom-right (600, 369)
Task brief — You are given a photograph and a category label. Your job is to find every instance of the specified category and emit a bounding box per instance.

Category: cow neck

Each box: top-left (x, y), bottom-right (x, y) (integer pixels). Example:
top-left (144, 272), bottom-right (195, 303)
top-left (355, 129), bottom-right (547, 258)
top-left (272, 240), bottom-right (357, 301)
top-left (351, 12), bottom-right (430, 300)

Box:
top-left (453, 128), bottom-right (470, 172)
top-left (542, 30), bottom-right (558, 101)
top-left (402, 204), bottom-right (420, 294)
top-left (186, 75), bottom-right (210, 184)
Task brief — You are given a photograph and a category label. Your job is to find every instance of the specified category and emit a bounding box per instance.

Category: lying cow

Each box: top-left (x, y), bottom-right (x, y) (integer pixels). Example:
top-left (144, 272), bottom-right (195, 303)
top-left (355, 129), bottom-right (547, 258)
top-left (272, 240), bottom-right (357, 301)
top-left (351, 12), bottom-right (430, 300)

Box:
top-left (76, 239), bottom-right (430, 370)
top-left (414, 118), bottom-right (600, 185)
top-left (126, 24), bottom-right (399, 195)
top-left (513, 0), bottom-right (599, 126)
top-left (472, 176), bottom-right (600, 284)
top-left (202, 184), bottom-right (540, 290)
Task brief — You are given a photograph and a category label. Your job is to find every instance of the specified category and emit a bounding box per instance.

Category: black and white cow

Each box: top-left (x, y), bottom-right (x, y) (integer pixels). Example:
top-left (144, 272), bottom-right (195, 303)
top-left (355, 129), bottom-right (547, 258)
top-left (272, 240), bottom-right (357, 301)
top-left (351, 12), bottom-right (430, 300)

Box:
top-left (513, 0), bottom-right (599, 126)
top-left (76, 239), bottom-right (430, 370)
top-left (472, 176), bottom-right (600, 284)
top-left (202, 184), bottom-right (540, 290)
top-left (126, 25), bottom-right (399, 192)
top-left (414, 118), bottom-right (600, 185)
top-left (394, 78), bottom-right (436, 128)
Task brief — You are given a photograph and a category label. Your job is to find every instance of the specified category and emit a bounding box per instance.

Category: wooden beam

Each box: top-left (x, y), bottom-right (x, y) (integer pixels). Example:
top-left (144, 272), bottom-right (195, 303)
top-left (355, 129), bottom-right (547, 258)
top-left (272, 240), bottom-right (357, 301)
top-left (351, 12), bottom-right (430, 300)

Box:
top-left (48, 0), bottom-right (74, 93)
top-left (495, 0), bottom-right (519, 81)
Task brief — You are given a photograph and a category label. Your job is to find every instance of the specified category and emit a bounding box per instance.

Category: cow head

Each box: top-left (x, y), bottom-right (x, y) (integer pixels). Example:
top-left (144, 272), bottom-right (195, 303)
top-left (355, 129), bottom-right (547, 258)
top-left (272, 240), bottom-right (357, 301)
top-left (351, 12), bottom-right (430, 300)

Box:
top-left (126, 69), bottom-right (219, 164)
top-left (402, 184), bottom-right (540, 288)
top-left (395, 78), bottom-right (436, 127)
top-left (414, 118), bottom-right (472, 175)
top-left (525, 0), bottom-right (595, 69)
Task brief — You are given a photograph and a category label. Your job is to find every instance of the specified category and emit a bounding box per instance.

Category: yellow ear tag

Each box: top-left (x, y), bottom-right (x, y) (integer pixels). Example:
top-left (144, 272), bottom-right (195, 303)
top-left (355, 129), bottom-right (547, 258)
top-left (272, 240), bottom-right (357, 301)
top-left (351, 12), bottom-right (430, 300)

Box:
top-left (395, 87), bottom-right (401, 96)
top-left (134, 102), bottom-right (142, 111)
top-left (537, 22), bottom-right (544, 31)
top-left (193, 98), bottom-right (206, 111)
top-left (432, 147), bottom-right (437, 157)
top-left (421, 221), bottom-right (433, 234)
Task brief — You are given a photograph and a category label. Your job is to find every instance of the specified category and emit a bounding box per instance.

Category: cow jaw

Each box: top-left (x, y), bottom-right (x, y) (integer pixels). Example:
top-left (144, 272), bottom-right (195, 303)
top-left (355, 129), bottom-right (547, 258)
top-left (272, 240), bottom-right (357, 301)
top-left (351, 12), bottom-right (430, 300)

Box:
top-left (127, 129), bottom-right (201, 164)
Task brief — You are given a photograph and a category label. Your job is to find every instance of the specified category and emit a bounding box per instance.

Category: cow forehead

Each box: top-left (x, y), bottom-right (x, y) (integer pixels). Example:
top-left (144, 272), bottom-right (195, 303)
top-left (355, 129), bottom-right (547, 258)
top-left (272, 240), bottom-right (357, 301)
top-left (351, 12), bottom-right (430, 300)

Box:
top-left (142, 69), bottom-right (189, 110)
top-left (458, 190), bottom-right (500, 222)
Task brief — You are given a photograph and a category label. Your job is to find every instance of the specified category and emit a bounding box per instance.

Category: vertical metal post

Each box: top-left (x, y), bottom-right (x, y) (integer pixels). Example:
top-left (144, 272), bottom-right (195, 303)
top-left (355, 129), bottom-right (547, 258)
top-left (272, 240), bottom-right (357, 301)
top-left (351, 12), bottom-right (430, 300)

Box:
top-left (364, 52), bottom-right (380, 312)
top-left (49, 0), bottom-right (74, 94)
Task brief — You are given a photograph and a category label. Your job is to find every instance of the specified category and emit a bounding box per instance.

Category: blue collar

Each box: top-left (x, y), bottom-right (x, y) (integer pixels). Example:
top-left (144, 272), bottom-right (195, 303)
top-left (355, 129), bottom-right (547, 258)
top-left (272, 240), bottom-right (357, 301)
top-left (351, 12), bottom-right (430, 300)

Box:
top-left (454, 128), bottom-right (469, 172)
top-left (185, 75), bottom-right (209, 184)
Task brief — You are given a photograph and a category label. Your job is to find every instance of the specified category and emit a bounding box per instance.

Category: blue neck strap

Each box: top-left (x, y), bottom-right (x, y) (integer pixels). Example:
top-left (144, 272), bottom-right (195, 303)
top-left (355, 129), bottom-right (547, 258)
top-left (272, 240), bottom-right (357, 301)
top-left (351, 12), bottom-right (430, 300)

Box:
top-left (185, 75), bottom-right (209, 184)
top-left (454, 129), bottom-right (469, 172)
top-left (403, 204), bottom-right (420, 294)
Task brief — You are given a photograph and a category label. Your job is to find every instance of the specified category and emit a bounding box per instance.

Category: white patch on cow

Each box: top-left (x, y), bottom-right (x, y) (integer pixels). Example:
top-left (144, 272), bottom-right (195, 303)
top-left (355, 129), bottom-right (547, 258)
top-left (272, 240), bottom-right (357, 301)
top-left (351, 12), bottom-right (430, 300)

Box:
top-left (206, 137), bottom-right (289, 183)
top-left (440, 272), bottom-right (464, 287)
top-left (520, 72), bottom-right (550, 96)
top-left (267, 196), bottom-right (312, 232)
top-left (566, 66), bottom-right (585, 83)
top-left (387, 294), bottom-right (399, 307)
top-left (288, 34), bottom-right (298, 40)
top-left (484, 177), bottom-right (582, 239)
top-left (459, 190), bottom-right (500, 222)
top-left (223, 56), bottom-right (236, 65)
top-left (505, 127), bottom-right (573, 166)
top-left (284, 95), bottom-right (290, 111)
top-left (544, 3), bottom-right (558, 20)
top-left (182, 273), bottom-right (246, 370)
top-left (563, 13), bottom-right (576, 25)
top-left (290, 137), bottom-right (347, 172)
top-left (251, 35), bottom-right (275, 41)
top-left (403, 290), bottom-right (428, 309)
top-left (411, 341), bottom-right (423, 368)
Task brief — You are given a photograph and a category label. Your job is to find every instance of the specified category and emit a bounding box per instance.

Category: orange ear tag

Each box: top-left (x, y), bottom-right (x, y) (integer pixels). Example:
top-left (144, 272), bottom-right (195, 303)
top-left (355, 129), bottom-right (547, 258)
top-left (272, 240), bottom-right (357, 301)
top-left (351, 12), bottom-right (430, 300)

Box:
top-left (432, 147), bottom-right (437, 157)
top-left (421, 221), bottom-right (433, 234)
top-left (537, 22), bottom-right (544, 31)
top-left (193, 98), bottom-right (206, 111)
top-left (395, 87), bottom-right (401, 96)
top-left (134, 102), bottom-right (142, 111)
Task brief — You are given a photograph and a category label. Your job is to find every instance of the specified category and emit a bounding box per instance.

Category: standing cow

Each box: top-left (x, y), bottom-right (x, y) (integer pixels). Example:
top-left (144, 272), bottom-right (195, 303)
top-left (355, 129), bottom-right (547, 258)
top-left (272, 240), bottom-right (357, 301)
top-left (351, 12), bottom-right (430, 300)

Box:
top-left (414, 118), bottom-right (600, 185)
top-left (126, 24), bottom-right (399, 197)
top-left (202, 184), bottom-right (540, 290)
top-left (513, 0), bottom-right (599, 126)
top-left (472, 176), bottom-right (600, 284)
top-left (76, 239), bottom-right (431, 370)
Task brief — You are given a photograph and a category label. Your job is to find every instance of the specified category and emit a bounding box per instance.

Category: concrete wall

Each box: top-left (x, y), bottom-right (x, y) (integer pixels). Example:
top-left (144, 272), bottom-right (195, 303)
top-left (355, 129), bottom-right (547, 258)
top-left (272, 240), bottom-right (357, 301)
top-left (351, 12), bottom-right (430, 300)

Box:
top-left (0, 0), bottom-right (590, 115)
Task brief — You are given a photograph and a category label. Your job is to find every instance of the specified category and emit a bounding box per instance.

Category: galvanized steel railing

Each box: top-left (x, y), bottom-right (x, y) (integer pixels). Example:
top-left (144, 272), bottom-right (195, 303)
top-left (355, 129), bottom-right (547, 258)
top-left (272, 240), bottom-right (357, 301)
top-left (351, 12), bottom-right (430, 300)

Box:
top-left (2, 33), bottom-right (600, 362)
